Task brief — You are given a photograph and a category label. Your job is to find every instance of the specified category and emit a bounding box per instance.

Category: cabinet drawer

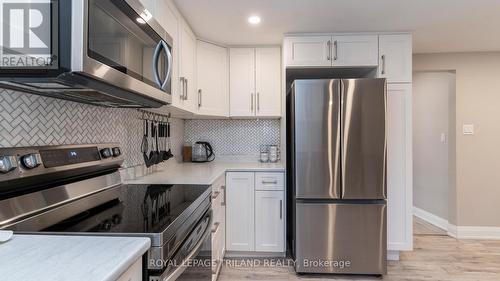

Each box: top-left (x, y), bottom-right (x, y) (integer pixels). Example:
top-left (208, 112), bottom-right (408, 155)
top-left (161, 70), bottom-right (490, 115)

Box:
top-left (255, 172), bottom-right (284, 191)
top-left (115, 258), bottom-right (142, 281)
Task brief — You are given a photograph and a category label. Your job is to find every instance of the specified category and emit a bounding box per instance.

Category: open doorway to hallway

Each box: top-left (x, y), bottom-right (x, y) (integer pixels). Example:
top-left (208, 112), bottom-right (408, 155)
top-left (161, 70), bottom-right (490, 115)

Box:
top-left (412, 71), bottom-right (456, 237)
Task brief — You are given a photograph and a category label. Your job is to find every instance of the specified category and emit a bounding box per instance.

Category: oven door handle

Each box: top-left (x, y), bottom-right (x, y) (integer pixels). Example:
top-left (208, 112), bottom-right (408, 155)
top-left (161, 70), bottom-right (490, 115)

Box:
top-left (163, 211), bottom-right (212, 281)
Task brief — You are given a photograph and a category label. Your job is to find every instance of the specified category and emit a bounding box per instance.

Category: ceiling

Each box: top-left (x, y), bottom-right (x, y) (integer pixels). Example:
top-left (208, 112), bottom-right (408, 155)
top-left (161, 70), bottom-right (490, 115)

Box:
top-left (173, 0), bottom-right (500, 54)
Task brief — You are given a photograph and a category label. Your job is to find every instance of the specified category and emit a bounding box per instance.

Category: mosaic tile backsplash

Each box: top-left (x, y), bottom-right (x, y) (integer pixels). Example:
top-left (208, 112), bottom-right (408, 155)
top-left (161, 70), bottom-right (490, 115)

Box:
top-left (0, 89), bottom-right (185, 168)
top-left (184, 119), bottom-right (281, 161)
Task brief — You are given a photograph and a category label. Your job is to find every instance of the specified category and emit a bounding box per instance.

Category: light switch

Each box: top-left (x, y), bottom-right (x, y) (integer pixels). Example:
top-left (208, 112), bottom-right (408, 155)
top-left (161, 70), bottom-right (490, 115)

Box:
top-left (440, 133), bottom-right (447, 144)
top-left (463, 124), bottom-right (474, 135)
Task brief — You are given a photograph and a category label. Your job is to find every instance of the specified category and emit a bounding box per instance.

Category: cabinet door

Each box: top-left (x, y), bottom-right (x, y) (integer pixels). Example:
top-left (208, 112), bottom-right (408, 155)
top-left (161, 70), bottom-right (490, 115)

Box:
top-left (255, 190), bottom-right (285, 252)
top-left (179, 22), bottom-right (197, 112)
top-left (379, 34), bottom-right (412, 83)
top-left (255, 47), bottom-right (281, 117)
top-left (386, 84), bottom-right (412, 251)
top-left (226, 172), bottom-right (255, 251)
top-left (332, 35), bottom-right (379, 67)
top-left (229, 48), bottom-right (255, 117)
top-left (284, 36), bottom-right (332, 67)
top-left (197, 41), bottom-right (229, 116)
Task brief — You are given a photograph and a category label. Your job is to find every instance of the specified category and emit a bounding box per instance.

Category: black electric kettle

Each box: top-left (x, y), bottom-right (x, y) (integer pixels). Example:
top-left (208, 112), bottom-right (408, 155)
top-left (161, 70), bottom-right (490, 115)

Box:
top-left (192, 141), bottom-right (215, 163)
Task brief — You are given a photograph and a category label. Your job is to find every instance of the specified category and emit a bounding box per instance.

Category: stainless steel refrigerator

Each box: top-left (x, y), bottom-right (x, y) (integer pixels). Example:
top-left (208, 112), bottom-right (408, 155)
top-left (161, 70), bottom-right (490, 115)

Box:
top-left (286, 78), bottom-right (387, 275)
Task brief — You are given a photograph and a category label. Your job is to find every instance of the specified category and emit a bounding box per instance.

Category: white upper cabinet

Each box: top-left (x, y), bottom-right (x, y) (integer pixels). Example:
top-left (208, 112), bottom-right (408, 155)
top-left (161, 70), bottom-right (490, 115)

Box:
top-left (196, 41), bottom-right (229, 116)
top-left (179, 22), bottom-right (197, 112)
top-left (379, 34), bottom-right (413, 83)
top-left (255, 48), bottom-right (281, 117)
top-left (284, 35), bottom-right (379, 68)
top-left (229, 48), bottom-right (256, 117)
top-left (284, 36), bottom-right (332, 67)
top-left (230, 47), bottom-right (281, 118)
top-left (332, 35), bottom-right (379, 67)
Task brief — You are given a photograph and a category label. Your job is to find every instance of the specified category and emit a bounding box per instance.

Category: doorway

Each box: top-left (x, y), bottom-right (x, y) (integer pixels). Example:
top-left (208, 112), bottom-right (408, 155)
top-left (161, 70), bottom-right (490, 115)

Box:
top-left (412, 71), bottom-right (456, 236)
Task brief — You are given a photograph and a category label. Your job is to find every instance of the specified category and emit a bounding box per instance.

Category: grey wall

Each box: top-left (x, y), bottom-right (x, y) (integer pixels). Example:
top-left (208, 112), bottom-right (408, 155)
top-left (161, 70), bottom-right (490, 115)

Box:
top-left (184, 119), bottom-right (280, 161)
top-left (413, 72), bottom-right (456, 221)
top-left (414, 52), bottom-right (500, 227)
top-left (0, 89), bottom-right (185, 168)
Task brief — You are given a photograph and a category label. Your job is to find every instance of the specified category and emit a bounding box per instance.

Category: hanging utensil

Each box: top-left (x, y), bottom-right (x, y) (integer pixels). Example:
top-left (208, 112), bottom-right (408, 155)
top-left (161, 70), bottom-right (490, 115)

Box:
top-left (148, 120), bottom-right (156, 165)
top-left (154, 121), bottom-right (161, 164)
top-left (166, 121), bottom-right (174, 160)
top-left (142, 119), bottom-right (151, 167)
top-left (160, 121), bottom-right (168, 161)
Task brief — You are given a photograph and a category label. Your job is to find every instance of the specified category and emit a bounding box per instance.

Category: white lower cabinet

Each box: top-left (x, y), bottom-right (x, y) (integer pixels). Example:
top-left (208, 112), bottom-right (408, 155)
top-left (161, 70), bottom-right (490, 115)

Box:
top-left (226, 172), bottom-right (255, 251)
top-left (255, 191), bottom-right (285, 252)
top-left (115, 258), bottom-right (142, 281)
top-left (226, 172), bottom-right (285, 254)
top-left (387, 83), bottom-right (413, 251)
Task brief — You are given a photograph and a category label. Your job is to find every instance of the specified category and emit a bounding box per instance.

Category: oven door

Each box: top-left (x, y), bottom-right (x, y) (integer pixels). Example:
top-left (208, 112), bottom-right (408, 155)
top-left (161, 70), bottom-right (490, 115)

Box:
top-left (153, 210), bottom-right (212, 281)
top-left (73, 0), bottom-right (172, 104)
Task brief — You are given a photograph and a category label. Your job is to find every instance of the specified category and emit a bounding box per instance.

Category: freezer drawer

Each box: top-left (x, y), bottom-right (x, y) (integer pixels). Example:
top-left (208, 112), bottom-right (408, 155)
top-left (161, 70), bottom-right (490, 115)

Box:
top-left (295, 202), bottom-right (387, 274)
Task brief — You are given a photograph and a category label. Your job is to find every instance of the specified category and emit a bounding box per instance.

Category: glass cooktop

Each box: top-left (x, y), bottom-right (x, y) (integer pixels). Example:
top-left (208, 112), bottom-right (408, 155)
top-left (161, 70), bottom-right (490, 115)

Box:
top-left (42, 184), bottom-right (211, 234)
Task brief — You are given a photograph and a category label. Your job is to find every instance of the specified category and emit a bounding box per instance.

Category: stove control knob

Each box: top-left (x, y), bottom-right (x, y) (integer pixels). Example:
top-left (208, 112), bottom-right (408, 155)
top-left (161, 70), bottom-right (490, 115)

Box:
top-left (112, 147), bottom-right (121, 157)
top-left (21, 154), bottom-right (42, 169)
top-left (100, 148), bottom-right (112, 159)
top-left (0, 155), bottom-right (18, 173)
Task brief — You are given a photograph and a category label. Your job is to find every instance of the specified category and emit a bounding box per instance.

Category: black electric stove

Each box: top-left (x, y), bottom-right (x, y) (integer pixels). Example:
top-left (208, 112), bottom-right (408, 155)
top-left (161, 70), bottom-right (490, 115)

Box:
top-left (0, 144), bottom-right (213, 281)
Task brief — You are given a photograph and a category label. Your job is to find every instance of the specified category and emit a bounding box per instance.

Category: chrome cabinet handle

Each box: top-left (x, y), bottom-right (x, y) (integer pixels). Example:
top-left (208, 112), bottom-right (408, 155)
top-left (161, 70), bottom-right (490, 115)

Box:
top-left (211, 222), bottom-right (220, 234)
top-left (198, 89), bottom-right (202, 107)
top-left (327, 40), bottom-right (331, 61)
top-left (221, 185), bottom-right (226, 206)
top-left (381, 55), bottom-right (386, 75)
top-left (333, 40), bottom-right (338, 61)
top-left (184, 79), bottom-right (188, 100)
top-left (152, 40), bottom-right (172, 91)
top-left (212, 191), bottom-right (220, 200)
top-left (251, 93), bottom-right (254, 112)
top-left (257, 92), bottom-right (260, 112)
top-left (279, 200), bottom-right (283, 219)
top-left (180, 77), bottom-right (185, 99)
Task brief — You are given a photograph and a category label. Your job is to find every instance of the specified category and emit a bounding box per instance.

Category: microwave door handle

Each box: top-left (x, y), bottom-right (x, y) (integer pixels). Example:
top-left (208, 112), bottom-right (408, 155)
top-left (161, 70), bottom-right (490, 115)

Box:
top-left (161, 41), bottom-right (173, 90)
top-left (152, 41), bottom-right (163, 88)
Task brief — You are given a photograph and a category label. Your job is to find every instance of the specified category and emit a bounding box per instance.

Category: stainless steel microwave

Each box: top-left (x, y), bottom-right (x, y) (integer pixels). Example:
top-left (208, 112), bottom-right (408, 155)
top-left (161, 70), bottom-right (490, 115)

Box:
top-left (0, 0), bottom-right (172, 108)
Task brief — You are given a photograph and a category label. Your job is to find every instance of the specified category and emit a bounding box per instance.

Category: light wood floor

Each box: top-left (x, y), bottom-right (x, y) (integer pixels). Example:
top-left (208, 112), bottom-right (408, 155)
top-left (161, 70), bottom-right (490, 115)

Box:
top-left (219, 217), bottom-right (500, 280)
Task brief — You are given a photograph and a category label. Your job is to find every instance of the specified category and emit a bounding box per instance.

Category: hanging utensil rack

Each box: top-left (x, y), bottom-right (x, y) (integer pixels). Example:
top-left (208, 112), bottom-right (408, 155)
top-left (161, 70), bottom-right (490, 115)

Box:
top-left (137, 110), bottom-right (173, 167)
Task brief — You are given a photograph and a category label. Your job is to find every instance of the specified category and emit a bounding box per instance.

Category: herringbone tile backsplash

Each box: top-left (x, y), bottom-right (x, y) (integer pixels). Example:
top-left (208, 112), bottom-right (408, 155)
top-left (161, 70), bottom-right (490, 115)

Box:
top-left (0, 89), bottom-right (184, 167)
top-left (185, 119), bottom-right (280, 161)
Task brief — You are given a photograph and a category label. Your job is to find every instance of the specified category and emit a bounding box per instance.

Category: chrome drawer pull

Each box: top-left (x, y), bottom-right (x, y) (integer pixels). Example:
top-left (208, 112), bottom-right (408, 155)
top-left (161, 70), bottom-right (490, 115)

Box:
top-left (262, 180), bottom-right (278, 184)
top-left (211, 222), bottom-right (220, 234)
top-left (212, 191), bottom-right (220, 200)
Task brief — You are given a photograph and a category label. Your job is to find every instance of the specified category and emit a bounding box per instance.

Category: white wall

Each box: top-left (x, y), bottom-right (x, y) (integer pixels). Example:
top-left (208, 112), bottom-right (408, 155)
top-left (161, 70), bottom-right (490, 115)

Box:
top-left (414, 52), bottom-right (500, 227)
top-left (413, 72), bottom-right (456, 221)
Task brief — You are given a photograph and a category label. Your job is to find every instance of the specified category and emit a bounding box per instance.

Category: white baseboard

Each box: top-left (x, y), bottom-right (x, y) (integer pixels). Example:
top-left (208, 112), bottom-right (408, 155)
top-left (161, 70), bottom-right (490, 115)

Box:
top-left (451, 225), bottom-right (500, 240)
top-left (413, 206), bottom-right (449, 231)
top-left (413, 206), bottom-right (500, 240)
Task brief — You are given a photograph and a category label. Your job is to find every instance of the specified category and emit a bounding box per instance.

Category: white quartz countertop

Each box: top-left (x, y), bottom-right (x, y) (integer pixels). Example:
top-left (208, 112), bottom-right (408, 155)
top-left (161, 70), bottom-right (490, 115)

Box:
top-left (125, 161), bottom-right (285, 185)
top-left (0, 234), bottom-right (150, 281)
